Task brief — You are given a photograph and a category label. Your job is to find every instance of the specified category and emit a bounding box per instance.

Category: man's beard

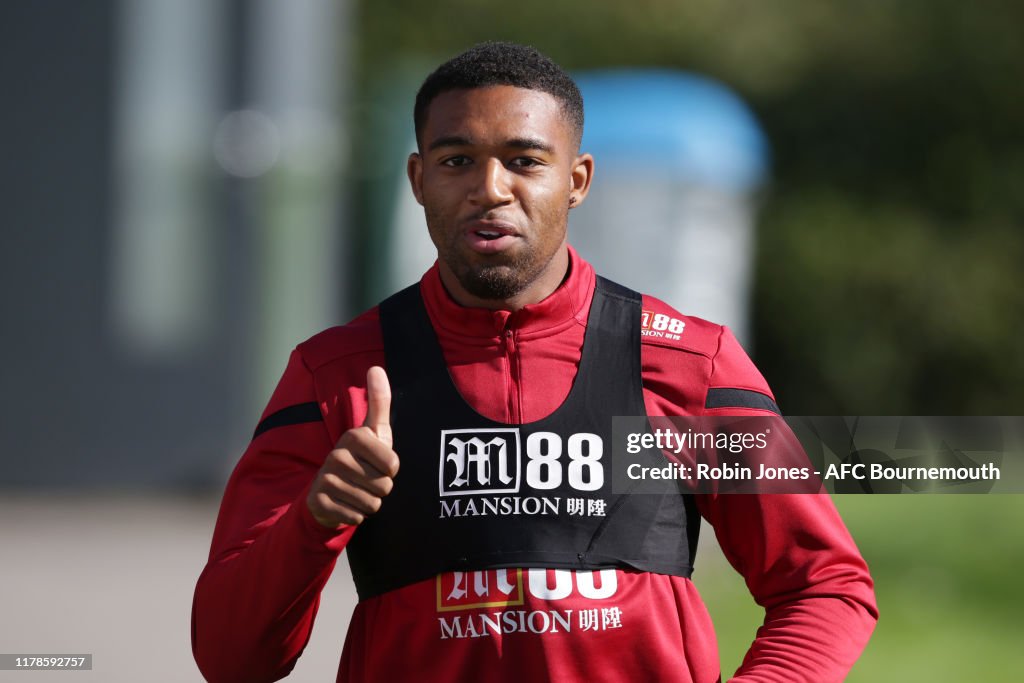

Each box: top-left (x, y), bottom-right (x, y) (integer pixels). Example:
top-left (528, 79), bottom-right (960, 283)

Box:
top-left (449, 250), bottom-right (542, 300)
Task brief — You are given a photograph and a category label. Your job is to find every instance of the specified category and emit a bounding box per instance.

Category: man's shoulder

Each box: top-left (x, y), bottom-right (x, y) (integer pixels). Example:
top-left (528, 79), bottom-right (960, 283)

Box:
top-left (634, 292), bottom-right (724, 360)
top-left (295, 306), bottom-right (383, 372)
top-left (627, 290), bottom-right (776, 411)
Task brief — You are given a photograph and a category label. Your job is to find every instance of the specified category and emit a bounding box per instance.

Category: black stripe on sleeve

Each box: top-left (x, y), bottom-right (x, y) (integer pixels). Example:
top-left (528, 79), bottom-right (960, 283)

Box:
top-left (705, 388), bottom-right (780, 415)
top-left (252, 402), bottom-right (323, 439)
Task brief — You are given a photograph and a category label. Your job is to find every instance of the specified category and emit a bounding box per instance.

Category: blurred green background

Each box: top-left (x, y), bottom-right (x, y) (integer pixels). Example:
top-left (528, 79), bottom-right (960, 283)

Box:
top-left (348, 2), bottom-right (1024, 679)
top-left (701, 496), bottom-right (1024, 681)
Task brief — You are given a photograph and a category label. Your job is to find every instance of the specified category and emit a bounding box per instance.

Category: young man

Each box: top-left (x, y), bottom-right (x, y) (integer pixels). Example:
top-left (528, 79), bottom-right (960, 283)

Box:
top-left (193, 42), bottom-right (877, 682)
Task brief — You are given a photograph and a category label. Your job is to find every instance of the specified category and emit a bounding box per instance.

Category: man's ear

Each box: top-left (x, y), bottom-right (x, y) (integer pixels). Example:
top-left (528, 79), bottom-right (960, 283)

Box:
top-left (568, 153), bottom-right (594, 209)
top-left (407, 152), bottom-right (425, 206)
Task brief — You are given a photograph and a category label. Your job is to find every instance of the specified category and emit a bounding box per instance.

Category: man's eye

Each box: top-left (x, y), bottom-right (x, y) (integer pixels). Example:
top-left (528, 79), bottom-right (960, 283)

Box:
top-left (509, 157), bottom-right (541, 168)
top-left (441, 156), bottom-right (471, 167)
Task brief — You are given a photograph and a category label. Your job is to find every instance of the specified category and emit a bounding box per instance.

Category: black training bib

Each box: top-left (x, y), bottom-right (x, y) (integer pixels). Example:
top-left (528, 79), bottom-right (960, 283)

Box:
top-left (346, 277), bottom-right (699, 601)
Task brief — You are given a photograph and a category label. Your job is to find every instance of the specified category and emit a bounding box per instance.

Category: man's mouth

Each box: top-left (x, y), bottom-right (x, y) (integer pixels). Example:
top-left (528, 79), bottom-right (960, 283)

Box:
top-left (464, 221), bottom-right (519, 253)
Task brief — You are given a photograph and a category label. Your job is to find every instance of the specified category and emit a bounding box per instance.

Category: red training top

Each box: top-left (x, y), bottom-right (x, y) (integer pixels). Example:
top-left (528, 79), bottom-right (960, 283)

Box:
top-left (192, 246), bottom-right (877, 683)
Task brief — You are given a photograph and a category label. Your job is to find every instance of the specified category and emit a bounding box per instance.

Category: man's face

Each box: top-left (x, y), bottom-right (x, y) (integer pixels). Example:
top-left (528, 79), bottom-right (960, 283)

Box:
top-left (408, 85), bottom-right (592, 308)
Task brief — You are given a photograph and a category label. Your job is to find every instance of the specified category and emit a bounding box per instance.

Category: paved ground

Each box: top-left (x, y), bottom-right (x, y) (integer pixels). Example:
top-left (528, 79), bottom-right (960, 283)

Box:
top-left (0, 495), bottom-right (359, 683)
top-left (0, 495), bottom-right (737, 682)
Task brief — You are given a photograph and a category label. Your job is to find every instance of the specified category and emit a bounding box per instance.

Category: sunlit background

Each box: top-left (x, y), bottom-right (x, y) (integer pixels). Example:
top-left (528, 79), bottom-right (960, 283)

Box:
top-left (2, 1), bottom-right (1022, 680)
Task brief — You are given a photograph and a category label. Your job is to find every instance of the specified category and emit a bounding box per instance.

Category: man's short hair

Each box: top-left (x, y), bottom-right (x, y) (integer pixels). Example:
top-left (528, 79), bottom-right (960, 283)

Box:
top-left (414, 41), bottom-right (584, 149)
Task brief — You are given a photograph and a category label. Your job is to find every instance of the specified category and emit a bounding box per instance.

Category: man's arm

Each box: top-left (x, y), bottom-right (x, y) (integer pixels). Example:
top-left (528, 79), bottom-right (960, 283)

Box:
top-left (699, 327), bottom-right (878, 682)
top-left (192, 349), bottom-right (347, 682)
top-left (191, 350), bottom-right (385, 683)
top-left (697, 492), bottom-right (877, 682)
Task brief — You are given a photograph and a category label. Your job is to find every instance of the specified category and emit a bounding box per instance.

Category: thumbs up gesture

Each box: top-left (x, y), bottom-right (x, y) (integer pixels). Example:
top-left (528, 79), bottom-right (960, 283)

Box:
top-left (307, 366), bottom-right (400, 528)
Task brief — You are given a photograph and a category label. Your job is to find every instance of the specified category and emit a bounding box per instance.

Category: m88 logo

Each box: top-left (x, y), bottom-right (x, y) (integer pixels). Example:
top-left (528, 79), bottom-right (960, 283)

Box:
top-left (439, 429), bottom-right (605, 496)
top-left (640, 309), bottom-right (685, 340)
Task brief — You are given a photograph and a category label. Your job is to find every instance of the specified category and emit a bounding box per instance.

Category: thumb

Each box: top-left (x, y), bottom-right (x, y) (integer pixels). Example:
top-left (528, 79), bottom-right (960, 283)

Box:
top-left (363, 365), bottom-right (392, 447)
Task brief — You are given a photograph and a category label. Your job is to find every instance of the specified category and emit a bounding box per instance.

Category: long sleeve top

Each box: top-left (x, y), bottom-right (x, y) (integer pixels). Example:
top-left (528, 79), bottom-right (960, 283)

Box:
top-left (192, 246), bottom-right (877, 682)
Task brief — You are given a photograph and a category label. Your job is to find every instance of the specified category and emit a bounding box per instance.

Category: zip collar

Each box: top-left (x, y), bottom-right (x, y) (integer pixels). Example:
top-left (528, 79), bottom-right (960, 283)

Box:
top-left (420, 245), bottom-right (596, 342)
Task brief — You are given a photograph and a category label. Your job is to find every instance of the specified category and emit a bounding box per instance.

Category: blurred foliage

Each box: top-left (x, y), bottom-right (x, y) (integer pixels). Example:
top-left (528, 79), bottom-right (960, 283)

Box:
top-left (700, 495), bottom-right (1024, 680)
top-left (349, 0), bottom-right (1024, 413)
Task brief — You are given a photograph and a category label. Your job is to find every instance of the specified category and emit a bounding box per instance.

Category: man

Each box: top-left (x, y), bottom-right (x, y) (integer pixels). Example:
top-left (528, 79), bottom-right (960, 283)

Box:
top-left (193, 42), bottom-right (876, 682)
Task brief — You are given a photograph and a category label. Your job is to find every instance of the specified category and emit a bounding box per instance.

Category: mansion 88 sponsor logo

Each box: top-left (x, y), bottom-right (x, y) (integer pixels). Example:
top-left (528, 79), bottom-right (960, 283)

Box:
top-left (438, 429), bottom-right (608, 518)
top-left (439, 428), bottom-right (605, 496)
top-left (436, 568), bottom-right (625, 640)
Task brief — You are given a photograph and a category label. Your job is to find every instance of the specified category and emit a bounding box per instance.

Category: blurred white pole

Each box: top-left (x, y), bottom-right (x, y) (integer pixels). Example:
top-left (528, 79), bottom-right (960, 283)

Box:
top-left (110, 0), bottom-right (226, 358)
top-left (244, 0), bottom-right (351, 402)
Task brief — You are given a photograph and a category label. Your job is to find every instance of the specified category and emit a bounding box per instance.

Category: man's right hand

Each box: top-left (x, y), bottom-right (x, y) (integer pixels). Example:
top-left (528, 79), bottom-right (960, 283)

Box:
top-left (306, 366), bottom-right (399, 528)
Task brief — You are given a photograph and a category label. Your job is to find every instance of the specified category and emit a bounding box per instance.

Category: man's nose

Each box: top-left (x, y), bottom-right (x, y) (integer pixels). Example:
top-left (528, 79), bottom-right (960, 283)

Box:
top-left (468, 158), bottom-right (513, 206)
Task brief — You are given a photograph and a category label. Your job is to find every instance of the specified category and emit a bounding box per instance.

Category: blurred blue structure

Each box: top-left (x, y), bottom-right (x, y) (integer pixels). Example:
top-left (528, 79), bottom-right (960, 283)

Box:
top-left (569, 69), bottom-right (770, 344)
top-left (577, 70), bottom-right (769, 193)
